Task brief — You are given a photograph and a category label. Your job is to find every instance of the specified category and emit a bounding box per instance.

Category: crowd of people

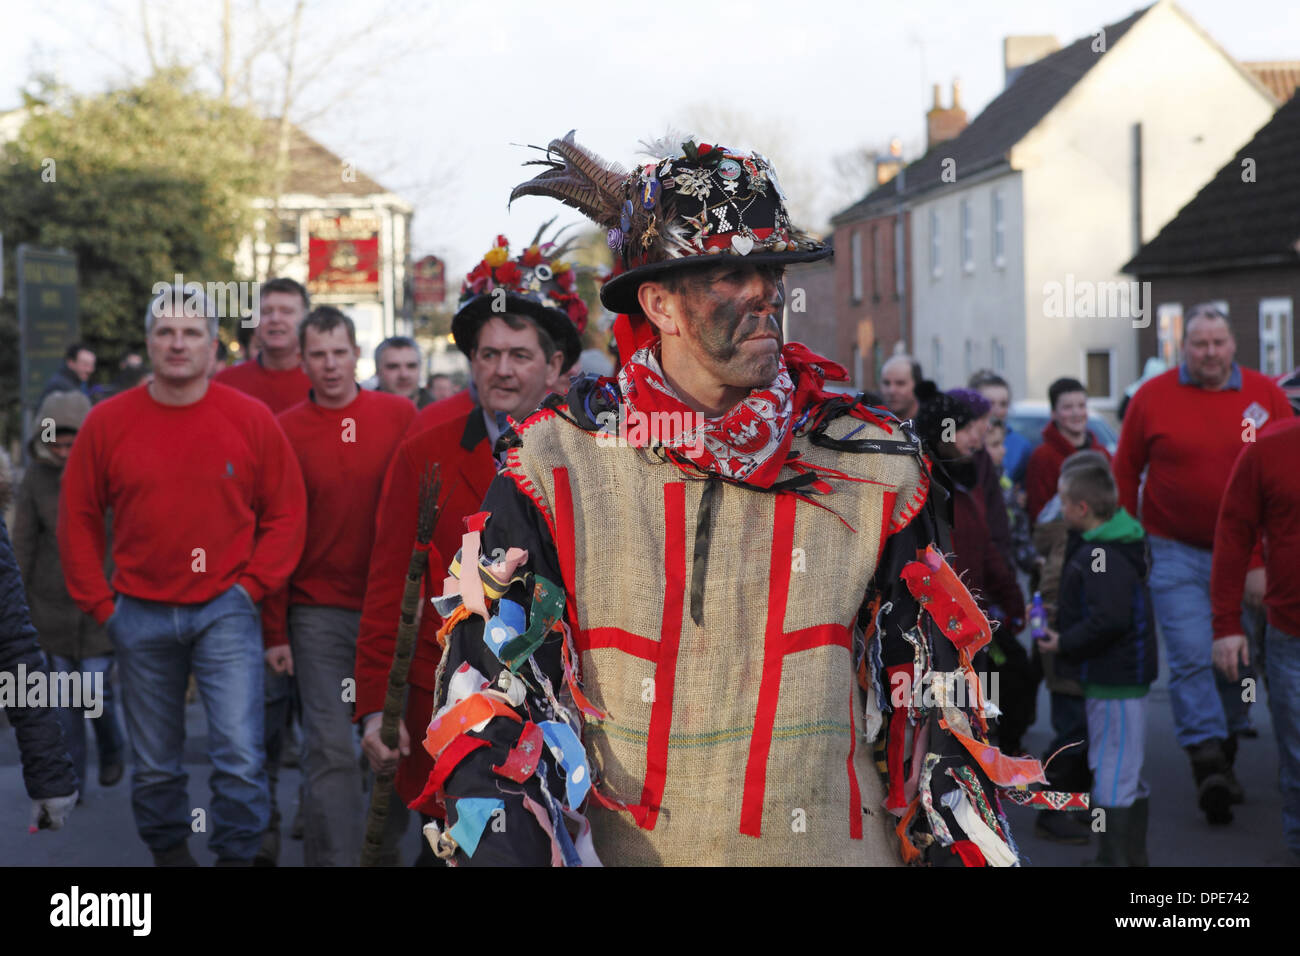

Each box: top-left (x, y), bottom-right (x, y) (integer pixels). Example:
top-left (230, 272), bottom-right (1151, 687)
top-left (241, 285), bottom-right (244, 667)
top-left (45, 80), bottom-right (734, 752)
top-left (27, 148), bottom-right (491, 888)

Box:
top-left (2, 133), bottom-right (1297, 869)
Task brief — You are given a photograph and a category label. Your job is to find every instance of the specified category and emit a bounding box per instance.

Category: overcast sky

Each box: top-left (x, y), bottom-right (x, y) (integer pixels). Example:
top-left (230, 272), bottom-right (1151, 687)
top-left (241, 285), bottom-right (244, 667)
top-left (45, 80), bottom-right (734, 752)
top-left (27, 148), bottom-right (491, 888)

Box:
top-left (3, 0), bottom-right (1297, 281)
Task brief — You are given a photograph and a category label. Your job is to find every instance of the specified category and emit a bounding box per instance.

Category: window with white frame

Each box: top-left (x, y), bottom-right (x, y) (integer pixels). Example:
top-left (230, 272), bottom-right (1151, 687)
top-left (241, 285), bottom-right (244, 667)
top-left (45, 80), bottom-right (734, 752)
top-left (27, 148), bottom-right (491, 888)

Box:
top-left (991, 188), bottom-right (1005, 268)
top-left (1156, 303), bottom-right (1183, 367)
top-left (961, 198), bottom-right (974, 273)
top-left (991, 336), bottom-right (1005, 372)
top-left (1085, 349), bottom-right (1114, 401)
top-left (850, 230), bottom-right (863, 303)
top-left (1259, 297), bottom-right (1294, 376)
top-left (929, 209), bottom-right (941, 279)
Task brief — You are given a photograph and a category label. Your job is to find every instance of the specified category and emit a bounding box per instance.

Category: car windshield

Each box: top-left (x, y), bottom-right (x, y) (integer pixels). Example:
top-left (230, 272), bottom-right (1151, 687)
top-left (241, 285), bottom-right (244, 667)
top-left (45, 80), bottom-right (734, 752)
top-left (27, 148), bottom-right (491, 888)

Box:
top-left (1006, 411), bottom-right (1117, 453)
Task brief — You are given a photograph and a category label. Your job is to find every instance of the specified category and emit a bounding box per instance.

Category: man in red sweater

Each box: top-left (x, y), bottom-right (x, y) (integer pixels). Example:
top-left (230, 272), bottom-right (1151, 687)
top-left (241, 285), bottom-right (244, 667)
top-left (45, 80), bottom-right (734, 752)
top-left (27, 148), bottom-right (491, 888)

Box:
top-left (213, 277), bottom-right (312, 413)
top-left (1212, 416), bottom-right (1300, 862)
top-left (1114, 305), bottom-right (1293, 824)
top-left (59, 285), bottom-right (306, 865)
top-left (354, 234), bottom-right (583, 859)
top-left (260, 307), bottom-right (413, 865)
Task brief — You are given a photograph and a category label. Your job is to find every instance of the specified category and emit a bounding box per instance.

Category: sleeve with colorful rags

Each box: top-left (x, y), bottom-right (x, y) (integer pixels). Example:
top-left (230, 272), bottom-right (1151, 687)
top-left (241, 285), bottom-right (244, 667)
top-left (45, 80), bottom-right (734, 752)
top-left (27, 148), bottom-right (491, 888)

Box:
top-left (416, 472), bottom-right (602, 866)
top-left (865, 495), bottom-right (1079, 867)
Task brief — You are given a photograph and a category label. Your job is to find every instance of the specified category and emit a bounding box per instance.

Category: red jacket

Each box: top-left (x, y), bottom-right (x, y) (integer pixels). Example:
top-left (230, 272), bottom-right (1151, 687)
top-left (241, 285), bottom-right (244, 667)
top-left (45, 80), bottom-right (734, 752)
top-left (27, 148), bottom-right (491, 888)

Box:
top-left (262, 389), bottom-right (415, 647)
top-left (1025, 421), bottom-right (1110, 525)
top-left (1114, 366), bottom-right (1292, 550)
top-left (58, 383), bottom-right (306, 623)
top-left (354, 406), bottom-right (497, 720)
top-left (1211, 416), bottom-right (1300, 639)
top-left (404, 387), bottom-right (475, 439)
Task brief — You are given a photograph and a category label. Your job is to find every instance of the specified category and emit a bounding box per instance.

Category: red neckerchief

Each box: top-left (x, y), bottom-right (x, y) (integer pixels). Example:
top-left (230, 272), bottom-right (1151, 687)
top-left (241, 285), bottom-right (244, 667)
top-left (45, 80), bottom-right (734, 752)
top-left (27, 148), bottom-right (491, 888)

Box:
top-left (615, 340), bottom-right (851, 489)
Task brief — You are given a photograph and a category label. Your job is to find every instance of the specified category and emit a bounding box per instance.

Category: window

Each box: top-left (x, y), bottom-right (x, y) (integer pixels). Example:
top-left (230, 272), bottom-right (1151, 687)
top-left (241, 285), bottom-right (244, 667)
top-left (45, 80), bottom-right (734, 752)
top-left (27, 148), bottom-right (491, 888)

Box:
top-left (1259, 297), bottom-right (1294, 375)
top-left (929, 210), bottom-right (941, 279)
top-left (852, 345), bottom-right (863, 391)
top-left (872, 341), bottom-right (883, 388)
top-left (1131, 122), bottom-right (1143, 254)
top-left (872, 224), bottom-right (883, 300)
top-left (932, 336), bottom-right (942, 377)
top-left (991, 188), bottom-right (1005, 267)
top-left (1085, 349), bottom-right (1114, 401)
top-left (991, 336), bottom-right (1005, 372)
top-left (964, 339), bottom-right (975, 375)
top-left (961, 198), bottom-right (974, 273)
top-left (850, 230), bottom-right (863, 303)
top-left (1156, 303), bottom-right (1183, 366)
top-left (276, 212), bottom-right (300, 250)
top-left (893, 217), bottom-right (905, 297)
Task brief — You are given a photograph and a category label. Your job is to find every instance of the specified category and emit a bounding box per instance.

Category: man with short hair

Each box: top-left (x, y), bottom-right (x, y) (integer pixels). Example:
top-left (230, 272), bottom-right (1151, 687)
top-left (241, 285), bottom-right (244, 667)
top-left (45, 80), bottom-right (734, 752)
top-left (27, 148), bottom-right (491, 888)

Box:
top-left (214, 277), bottom-right (312, 413)
top-left (414, 133), bottom-right (1031, 866)
top-left (1115, 304), bottom-right (1293, 824)
top-left (969, 369), bottom-right (1031, 484)
top-left (428, 373), bottom-right (457, 403)
top-left (59, 284), bottom-right (306, 865)
top-left (262, 307), bottom-right (414, 865)
top-left (41, 343), bottom-right (96, 402)
top-left (375, 336), bottom-right (433, 408)
top-left (355, 233), bottom-right (582, 860)
top-left (880, 354), bottom-right (922, 423)
top-left (1025, 378), bottom-right (1108, 525)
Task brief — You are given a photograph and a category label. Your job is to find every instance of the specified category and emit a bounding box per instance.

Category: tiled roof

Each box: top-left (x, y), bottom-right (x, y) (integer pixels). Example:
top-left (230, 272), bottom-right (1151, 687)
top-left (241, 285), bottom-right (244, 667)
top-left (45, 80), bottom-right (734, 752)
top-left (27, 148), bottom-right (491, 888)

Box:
top-left (1124, 91), bottom-right (1300, 273)
top-left (1244, 61), bottom-right (1300, 103)
top-left (832, 6), bottom-right (1150, 225)
top-left (258, 118), bottom-right (390, 197)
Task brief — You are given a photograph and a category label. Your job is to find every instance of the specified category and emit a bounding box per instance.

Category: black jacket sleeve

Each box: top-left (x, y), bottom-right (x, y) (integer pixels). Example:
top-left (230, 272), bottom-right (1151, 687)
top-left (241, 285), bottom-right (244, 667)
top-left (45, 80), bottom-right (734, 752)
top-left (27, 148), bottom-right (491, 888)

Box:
top-left (1057, 543), bottom-right (1138, 662)
top-left (0, 515), bottom-right (78, 800)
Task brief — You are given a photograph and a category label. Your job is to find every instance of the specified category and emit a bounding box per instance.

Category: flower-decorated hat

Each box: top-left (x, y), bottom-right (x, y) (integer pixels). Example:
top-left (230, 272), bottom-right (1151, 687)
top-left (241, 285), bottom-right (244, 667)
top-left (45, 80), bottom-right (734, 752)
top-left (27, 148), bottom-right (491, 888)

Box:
top-left (451, 222), bottom-right (588, 372)
top-left (509, 131), bottom-right (830, 315)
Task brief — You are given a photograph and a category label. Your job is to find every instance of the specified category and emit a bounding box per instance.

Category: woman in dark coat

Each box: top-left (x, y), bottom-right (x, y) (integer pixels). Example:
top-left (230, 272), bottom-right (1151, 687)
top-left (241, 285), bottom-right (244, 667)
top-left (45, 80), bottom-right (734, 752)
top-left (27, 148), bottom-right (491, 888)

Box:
top-left (12, 390), bottom-right (125, 791)
top-left (915, 382), bottom-right (1033, 755)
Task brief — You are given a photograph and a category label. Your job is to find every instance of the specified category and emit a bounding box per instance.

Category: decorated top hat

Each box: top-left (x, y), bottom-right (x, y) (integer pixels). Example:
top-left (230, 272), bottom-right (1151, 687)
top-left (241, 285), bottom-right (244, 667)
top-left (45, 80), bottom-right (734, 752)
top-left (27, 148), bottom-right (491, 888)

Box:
top-left (451, 222), bottom-right (588, 372)
top-left (510, 131), bottom-right (830, 316)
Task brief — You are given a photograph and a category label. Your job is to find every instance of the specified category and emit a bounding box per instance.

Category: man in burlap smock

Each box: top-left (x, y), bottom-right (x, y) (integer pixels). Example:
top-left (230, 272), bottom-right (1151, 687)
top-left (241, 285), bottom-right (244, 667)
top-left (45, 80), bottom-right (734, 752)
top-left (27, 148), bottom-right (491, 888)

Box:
top-left (417, 134), bottom-right (1054, 866)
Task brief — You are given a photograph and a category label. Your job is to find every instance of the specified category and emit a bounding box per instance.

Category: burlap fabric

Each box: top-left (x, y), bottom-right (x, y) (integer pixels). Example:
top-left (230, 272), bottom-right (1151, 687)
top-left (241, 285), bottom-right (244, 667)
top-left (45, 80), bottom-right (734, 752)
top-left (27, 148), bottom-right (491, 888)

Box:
top-left (504, 405), bottom-right (928, 865)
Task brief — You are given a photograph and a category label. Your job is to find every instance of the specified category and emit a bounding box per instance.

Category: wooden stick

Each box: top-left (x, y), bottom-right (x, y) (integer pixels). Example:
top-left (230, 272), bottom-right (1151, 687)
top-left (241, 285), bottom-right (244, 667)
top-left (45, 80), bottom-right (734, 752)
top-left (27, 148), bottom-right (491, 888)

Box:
top-left (360, 465), bottom-right (441, 867)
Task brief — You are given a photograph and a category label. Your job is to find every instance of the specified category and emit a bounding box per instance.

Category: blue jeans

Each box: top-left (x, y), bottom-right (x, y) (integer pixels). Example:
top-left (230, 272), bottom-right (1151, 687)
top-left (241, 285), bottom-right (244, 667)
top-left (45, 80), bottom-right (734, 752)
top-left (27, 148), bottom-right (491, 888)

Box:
top-left (47, 653), bottom-right (125, 791)
top-left (108, 586), bottom-right (268, 860)
top-left (1147, 535), bottom-right (1253, 747)
top-left (1264, 623), bottom-right (1300, 857)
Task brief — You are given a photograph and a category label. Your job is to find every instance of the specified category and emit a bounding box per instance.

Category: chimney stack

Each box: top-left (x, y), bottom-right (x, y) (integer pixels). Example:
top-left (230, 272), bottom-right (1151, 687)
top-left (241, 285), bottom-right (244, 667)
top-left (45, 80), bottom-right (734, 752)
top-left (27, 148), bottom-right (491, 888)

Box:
top-left (1003, 35), bottom-right (1060, 87)
top-left (926, 78), bottom-right (968, 151)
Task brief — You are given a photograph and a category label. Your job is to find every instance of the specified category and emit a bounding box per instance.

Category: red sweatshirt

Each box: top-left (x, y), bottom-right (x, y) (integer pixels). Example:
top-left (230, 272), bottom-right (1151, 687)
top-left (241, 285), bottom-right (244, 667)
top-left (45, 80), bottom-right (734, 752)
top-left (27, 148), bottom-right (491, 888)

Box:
top-left (58, 383), bottom-right (307, 625)
top-left (214, 357), bottom-right (311, 414)
top-left (1114, 367), bottom-right (1292, 550)
top-left (262, 389), bottom-right (415, 647)
top-left (404, 387), bottom-right (475, 439)
top-left (1025, 421), bottom-right (1110, 525)
top-left (1211, 416), bottom-right (1300, 639)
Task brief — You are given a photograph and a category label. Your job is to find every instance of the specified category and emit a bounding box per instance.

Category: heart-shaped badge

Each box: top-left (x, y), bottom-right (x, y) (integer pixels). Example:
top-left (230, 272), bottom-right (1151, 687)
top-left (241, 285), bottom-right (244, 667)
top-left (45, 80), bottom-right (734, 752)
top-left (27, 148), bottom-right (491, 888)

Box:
top-left (731, 234), bottom-right (755, 256)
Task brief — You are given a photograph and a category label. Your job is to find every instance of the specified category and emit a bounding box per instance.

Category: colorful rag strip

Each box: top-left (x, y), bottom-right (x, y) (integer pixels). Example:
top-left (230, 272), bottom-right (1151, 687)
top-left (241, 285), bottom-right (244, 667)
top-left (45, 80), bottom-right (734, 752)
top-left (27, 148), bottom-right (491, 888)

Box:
top-left (493, 721), bottom-right (544, 783)
top-left (423, 692), bottom-right (522, 759)
top-left (447, 797), bottom-right (504, 858)
top-left (539, 719), bottom-right (591, 809)
top-left (947, 765), bottom-right (1004, 840)
top-left (998, 788), bottom-right (1091, 811)
top-left (941, 789), bottom-right (1016, 866)
top-left (940, 716), bottom-right (1048, 787)
top-left (901, 545), bottom-right (991, 656)
top-left (918, 752), bottom-right (954, 846)
top-left (499, 576), bottom-right (565, 672)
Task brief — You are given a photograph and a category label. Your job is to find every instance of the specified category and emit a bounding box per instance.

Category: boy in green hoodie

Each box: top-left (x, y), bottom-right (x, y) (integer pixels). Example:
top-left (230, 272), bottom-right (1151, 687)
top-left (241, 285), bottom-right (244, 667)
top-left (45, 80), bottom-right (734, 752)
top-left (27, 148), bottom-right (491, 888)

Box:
top-left (1039, 453), bottom-right (1158, 865)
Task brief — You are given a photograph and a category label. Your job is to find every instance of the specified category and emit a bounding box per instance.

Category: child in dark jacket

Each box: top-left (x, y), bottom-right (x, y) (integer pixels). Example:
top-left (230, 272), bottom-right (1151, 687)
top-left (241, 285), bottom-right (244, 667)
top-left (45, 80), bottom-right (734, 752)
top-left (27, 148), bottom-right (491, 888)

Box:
top-left (1039, 453), bottom-right (1158, 866)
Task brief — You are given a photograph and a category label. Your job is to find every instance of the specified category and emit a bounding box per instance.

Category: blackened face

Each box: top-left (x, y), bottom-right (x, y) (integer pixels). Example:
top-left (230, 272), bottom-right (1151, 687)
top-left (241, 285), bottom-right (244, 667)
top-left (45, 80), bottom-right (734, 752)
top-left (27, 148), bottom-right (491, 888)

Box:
top-left (674, 263), bottom-right (786, 389)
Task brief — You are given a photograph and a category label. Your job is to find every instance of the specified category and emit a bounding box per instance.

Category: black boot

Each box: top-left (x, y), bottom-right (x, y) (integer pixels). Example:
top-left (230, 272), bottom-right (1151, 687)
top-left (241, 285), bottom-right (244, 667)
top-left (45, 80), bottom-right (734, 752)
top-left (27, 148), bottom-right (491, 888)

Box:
top-left (1035, 809), bottom-right (1089, 845)
top-left (151, 841), bottom-right (198, 867)
top-left (1187, 739), bottom-right (1233, 825)
top-left (1086, 807), bottom-right (1133, 866)
top-left (1222, 734), bottom-right (1245, 805)
top-left (1127, 797), bottom-right (1149, 867)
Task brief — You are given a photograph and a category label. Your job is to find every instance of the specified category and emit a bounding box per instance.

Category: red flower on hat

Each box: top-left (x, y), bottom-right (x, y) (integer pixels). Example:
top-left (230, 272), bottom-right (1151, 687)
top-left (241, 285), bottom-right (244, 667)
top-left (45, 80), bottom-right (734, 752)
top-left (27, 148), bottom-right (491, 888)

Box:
top-left (465, 260), bottom-right (492, 293)
top-left (555, 267), bottom-right (576, 292)
top-left (495, 234), bottom-right (509, 248)
top-left (560, 294), bottom-right (588, 332)
top-left (521, 244), bottom-right (544, 267)
top-left (494, 261), bottom-right (523, 286)
top-left (698, 143), bottom-right (714, 155)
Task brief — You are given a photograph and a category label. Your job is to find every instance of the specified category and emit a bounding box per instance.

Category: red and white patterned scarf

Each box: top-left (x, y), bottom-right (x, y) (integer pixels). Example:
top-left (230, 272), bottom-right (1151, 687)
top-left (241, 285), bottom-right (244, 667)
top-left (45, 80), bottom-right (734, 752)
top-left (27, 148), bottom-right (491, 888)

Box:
top-left (617, 345), bottom-right (798, 486)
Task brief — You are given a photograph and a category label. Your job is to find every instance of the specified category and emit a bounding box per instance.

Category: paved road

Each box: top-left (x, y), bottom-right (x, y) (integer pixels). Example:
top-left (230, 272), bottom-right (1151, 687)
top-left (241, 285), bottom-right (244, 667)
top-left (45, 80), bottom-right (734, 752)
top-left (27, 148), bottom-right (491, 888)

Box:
top-left (1, 639), bottom-right (1294, 866)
